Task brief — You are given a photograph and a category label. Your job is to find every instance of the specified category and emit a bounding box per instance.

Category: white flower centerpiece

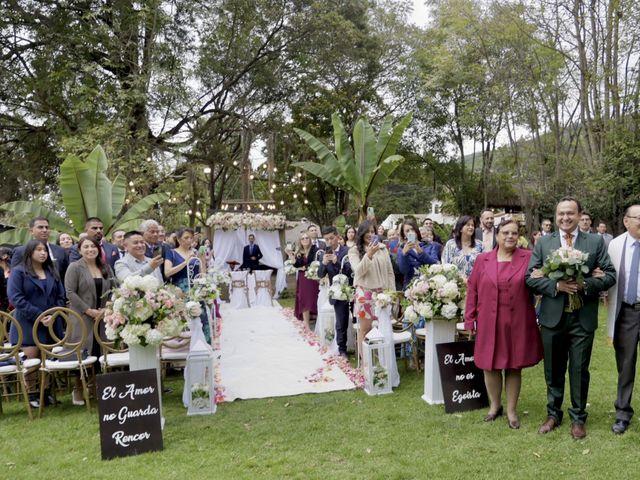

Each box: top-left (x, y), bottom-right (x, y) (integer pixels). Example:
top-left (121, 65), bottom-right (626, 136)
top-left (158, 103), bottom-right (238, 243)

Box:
top-left (284, 259), bottom-right (297, 276)
top-left (403, 264), bottom-right (467, 323)
top-left (208, 270), bottom-right (231, 287)
top-left (190, 277), bottom-right (220, 306)
top-left (104, 275), bottom-right (190, 347)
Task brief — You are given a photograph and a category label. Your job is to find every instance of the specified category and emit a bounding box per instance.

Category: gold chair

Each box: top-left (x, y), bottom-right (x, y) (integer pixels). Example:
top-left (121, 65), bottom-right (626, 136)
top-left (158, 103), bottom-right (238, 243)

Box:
top-left (160, 333), bottom-right (191, 378)
top-left (0, 312), bottom-right (40, 419)
top-left (33, 307), bottom-right (97, 416)
top-left (390, 297), bottom-right (419, 372)
top-left (93, 315), bottom-right (129, 373)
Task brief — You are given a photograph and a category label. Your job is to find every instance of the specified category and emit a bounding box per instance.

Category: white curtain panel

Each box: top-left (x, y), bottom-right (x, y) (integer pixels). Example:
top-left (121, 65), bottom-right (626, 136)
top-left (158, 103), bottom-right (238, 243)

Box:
top-left (213, 229), bottom-right (286, 294)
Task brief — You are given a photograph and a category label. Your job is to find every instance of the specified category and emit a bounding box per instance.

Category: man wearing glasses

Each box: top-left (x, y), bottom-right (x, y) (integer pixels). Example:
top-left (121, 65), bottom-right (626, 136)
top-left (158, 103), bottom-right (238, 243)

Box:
top-left (607, 205), bottom-right (640, 434)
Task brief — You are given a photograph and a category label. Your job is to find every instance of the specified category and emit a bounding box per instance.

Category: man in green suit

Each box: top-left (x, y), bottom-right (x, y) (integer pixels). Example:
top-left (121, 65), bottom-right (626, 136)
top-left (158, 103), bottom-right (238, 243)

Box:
top-left (526, 197), bottom-right (616, 439)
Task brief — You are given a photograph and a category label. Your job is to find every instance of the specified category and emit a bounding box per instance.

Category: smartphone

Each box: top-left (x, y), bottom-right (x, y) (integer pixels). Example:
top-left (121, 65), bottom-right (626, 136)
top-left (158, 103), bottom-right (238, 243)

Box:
top-left (367, 206), bottom-right (375, 217)
top-left (325, 248), bottom-right (333, 255)
top-left (152, 245), bottom-right (162, 257)
top-left (371, 235), bottom-right (379, 245)
top-left (407, 232), bottom-right (416, 243)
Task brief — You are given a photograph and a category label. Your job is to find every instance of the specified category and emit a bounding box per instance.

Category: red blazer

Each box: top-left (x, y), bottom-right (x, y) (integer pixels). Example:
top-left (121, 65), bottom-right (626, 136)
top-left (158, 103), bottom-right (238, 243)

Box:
top-left (464, 248), bottom-right (542, 370)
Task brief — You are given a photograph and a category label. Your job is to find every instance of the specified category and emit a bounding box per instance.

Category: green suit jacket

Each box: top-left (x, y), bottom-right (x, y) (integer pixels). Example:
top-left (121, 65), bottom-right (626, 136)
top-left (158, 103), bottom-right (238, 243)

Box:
top-left (525, 230), bottom-right (616, 332)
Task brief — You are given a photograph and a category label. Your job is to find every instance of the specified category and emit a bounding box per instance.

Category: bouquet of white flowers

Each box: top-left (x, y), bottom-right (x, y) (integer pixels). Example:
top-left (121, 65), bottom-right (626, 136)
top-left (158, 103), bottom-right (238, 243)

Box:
top-left (373, 291), bottom-right (397, 310)
top-left (189, 276), bottom-right (220, 305)
top-left (541, 246), bottom-right (590, 312)
top-left (327, 273), bottom-right (355, 301)
top-left (305, 260), bottom-right (321, 280)
top-left (403, 264), bottom-right (466, 322)
top-left (104, 275), bottom-right (190, 347)
top-left (284, 259), bottom-right (297, 276)
top-left (208, 270), bottom-right (231, 286)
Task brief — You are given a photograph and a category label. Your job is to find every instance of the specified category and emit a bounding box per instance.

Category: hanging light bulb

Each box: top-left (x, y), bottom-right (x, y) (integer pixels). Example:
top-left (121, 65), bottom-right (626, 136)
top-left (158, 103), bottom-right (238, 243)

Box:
top-left (293, 193), bottom-right (298, 199)
top-left (280, 200), bottom-right (284, 205)
top-left (302, 186), bottom-right (307, 192)
top-left (273, 167), bottom-right (278, 172)
top-left (129, 181), bottom-right (134, 186)
top-left (304, 199), bottom-right (309, 204)
top-left (233, 161), bottom-right (238, 166)
top-left (297, 172), bottom-right (302, 177)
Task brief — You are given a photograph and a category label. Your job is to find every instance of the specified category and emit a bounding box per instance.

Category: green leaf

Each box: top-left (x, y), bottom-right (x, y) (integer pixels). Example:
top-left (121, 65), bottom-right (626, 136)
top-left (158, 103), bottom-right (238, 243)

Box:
top-left (0, 201), bottom-right (71, 233)
top-left (367, 154), bottom-right (405, 197)
top-left (112, 193), bottom-right (169, 231)
top-left (353, 117), bottom-right (377, 188)
top-left (59, 154), bottom-right (93, 229)
top-left (293, 128), bottom-right (342, 181)
top-left (331, 113), bottom-right (360, 193)
top-left (376, 112), bottom-right (412, 162)
top-left (84, 146), bottom-right (113, 231)
top-left (581, 265), bottom-right (589, 274)
top-left (0, 228), bottom-right (34, 245)
top-left (549, 271), bottom-right (564, 280)
top-left (291, 162), bottom-right (340, 187)
top-left (111, 174), bottom-right (127, 219)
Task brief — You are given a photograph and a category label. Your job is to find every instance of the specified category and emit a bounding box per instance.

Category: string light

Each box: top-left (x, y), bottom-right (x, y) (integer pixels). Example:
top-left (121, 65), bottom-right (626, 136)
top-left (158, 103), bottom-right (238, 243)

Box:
top-left (302, 186), bottom-right (307, 192)
top-left (297, 172), bottom-right (302, 177)
top-left (280, 200), bottom-right (284, 205)
top-left (233, 161), bottom-right (238, 166)
top-left (249, 175), bottom-right (254, 180)
top-left (273, 167), bottom-right (278, 172)
top-left (204, 167), bottom-right (211, 174)
top-left (129, 181), bottom-right (134, 186)
top-left (304, 199), bottom-right (309, 204)
top-left (293, 193), bottom-right (298, 199)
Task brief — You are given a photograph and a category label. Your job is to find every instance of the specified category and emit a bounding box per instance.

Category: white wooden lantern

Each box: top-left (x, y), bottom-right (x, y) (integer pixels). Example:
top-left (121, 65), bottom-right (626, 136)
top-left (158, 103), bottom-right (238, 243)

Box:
top-left (186, 337), bottom-right (217, 416)
top-left (363, 322), bottom-right (392, 396)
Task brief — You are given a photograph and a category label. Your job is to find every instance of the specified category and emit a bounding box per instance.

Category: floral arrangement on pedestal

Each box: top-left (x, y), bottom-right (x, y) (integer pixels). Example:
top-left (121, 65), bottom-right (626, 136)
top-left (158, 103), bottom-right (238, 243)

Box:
top-left (541, 246), bottom-right (590, 312)
top-left (305, 260), bottom-right (321, 280)
top-left (403, 264), bottom-right (466, 323)
top-left (327, 273), bottom-right (354, 301)
top-left (373, 290), bottom-right (399, 310)
top-left (104, 275), bottom-right (189, 347)
top-left (208, 270), bottom-right (231, 286)
top-left (206, 212), bottom-right (286, 231)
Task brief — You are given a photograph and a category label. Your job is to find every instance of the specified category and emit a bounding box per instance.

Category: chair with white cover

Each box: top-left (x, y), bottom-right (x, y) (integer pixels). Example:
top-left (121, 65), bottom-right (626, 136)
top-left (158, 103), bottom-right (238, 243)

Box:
top-left (93, 315), bottom-right (129, 373)
top-left (229, 270), bottom-right (250, 309)
top-left (33, 307), bottom-right (98, 416)
top-left (253, 269), bottom-right (273, 307)
top-left (0, 312), bottom-right (40, 419)
top-left (160, 332), bottom-right (191, 375)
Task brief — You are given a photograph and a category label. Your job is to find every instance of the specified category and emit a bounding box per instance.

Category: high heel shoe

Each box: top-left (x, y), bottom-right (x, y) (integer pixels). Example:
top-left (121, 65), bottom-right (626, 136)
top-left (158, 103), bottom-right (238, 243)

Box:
top-left (483, 406), bottom-right (503, 422)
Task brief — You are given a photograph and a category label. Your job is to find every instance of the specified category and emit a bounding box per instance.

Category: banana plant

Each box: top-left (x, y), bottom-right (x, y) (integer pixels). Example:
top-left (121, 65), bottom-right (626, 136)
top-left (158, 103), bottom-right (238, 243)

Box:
top-left (293, 112), bottom-right (412, 221)
top-left (0, 145), bottom-right (168, 244)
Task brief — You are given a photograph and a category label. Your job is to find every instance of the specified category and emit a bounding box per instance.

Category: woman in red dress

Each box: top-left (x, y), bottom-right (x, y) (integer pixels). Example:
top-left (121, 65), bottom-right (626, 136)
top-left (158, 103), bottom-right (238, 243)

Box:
top-left (288, 232), bottom-right (319, 330)
top-left (464, 219), bottom-right (543, 429)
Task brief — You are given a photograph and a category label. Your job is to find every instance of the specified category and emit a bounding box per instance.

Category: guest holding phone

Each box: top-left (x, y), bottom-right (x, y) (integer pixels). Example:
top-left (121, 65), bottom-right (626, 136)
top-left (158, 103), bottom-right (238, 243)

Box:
top-left (396, 219), bottom-right (439, 289)
top-left (348, 221), bottom-right (395, 342)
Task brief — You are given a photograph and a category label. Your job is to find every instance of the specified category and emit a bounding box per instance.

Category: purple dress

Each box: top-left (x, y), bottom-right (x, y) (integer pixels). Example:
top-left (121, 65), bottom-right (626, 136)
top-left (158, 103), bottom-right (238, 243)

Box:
top-left (294, 249), bottom-right (319, 320)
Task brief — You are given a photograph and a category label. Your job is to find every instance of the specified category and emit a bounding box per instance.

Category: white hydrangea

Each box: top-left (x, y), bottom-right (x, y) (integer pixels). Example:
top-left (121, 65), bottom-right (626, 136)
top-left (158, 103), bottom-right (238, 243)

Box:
top-left (441, 303), bottom-right (459, 319)
top-left (105, 324), bottom-right (117, 340)
top-left (417, 302), bottom-right (434, 319)
top-left (443, 263), bottom-right (458, 272)
top-left (112, 297), bottom-right (125, 314)
top-left (429, 264), bottom-right (443, 274)
top-left (404, 305), bottom-right (418, 322)
top-left (124, 275), bottom-right (144, 290)
top-left (145, 328), bottom-right (164, 346)
top-left (137, 304), bottom-right (154, 322)
top-left (142, 275), bottom-right (161, 291)
top-left (332, 274), bottom-right (349, 285)
top-left (430, 274), bottom-right (448, 288)
top-left (441, 281), bottom-right (460, 300)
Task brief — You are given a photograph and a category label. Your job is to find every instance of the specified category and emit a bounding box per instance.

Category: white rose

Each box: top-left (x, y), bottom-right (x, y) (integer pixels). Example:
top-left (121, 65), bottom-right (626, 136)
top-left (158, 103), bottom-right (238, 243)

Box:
top-left (142, 275), bottom-right (161, 291)
top-left (145, 328), bottom-right (164, 345)
top-left (430, 274), bottom-right (447, 288)
top-left (430, 264), bottom-right (443, 274)
top-left (112, 297), bottom-right (125, 314)
top-left (185, 301), bottom-right (202, 318)
top-left (124, 275), bottom-right (143, 290)
top-left (404, 305), bottom-right (418, 322)
top-left (417, 302), bottom-right (434, 319)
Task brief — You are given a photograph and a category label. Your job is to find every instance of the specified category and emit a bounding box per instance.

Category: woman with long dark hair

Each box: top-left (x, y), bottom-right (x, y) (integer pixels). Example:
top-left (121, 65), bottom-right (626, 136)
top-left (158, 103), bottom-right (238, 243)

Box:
top-left (348, 221), bottom-right (395, 343)
top-left (8, 239), bottom-right (66, 408)
top-left (442, 215), bottom-right (484, 278)
top-left (344, 226), bottom-right (357, 249)
top-left (65, 237), bottom-right (117, 405)
top-left (396, 218), bottom-right (439, 289)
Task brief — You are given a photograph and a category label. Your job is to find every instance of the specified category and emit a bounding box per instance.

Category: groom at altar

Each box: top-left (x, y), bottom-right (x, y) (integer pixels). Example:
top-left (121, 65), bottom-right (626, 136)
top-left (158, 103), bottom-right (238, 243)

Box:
top-left (318, 226), bottom-right (352, 358)
top-left (241, 234), bottom-right (263, 273)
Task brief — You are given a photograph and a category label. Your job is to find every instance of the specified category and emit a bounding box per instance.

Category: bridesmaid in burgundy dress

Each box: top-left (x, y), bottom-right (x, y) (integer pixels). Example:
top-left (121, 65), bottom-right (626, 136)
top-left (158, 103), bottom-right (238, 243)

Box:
top-left (288, 233), bottom-right (319, 330)
top-left (464, 219), bottom-right (543, 429)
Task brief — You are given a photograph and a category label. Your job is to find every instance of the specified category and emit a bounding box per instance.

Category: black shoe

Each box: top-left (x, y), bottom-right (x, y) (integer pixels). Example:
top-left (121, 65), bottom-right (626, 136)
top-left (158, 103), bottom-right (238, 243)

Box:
top-left (44, 394), bottom-right (60, 406)
top-left (28, 398), bottom-right (40, 409)
top-left (612, 419), bottom-right (630, 435)
top-left (483, 406), bottom-right (503, 422)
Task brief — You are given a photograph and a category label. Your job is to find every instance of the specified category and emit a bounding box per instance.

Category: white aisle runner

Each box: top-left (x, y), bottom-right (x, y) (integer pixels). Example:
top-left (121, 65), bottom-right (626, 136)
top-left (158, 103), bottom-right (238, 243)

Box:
top-left (219, 304), bottom-right (356, 401)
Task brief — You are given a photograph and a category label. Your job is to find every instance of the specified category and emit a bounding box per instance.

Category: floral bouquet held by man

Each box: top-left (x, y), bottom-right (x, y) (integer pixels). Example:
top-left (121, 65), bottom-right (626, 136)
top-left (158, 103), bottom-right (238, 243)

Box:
top-left (540, 246), bottom-right (590, 312)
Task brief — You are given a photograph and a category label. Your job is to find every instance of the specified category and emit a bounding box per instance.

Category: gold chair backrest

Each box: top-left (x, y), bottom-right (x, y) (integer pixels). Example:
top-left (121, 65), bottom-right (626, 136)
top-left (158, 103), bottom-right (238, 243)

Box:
top-left (93, 313), bottom-right (127, 354)
top-left (0, 311), bottom-right (22, 363)
top-left (32, 307), bottom-right (86, 360)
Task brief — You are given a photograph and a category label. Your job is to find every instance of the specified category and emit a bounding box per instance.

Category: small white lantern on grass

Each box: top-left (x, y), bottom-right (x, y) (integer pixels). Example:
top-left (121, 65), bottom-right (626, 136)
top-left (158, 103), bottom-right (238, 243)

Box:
top-left (186, 336), bottom-right (217, 416)
top-left (363, 321), bottom-right (392, 396)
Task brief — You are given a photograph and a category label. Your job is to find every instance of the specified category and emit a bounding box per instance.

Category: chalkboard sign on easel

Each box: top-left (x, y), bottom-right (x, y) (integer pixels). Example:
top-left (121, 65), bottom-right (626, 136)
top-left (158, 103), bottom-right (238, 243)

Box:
top-left (96, 369), bottom-right (163, 460)
top-left (436, 341), bottom-right (488, 414)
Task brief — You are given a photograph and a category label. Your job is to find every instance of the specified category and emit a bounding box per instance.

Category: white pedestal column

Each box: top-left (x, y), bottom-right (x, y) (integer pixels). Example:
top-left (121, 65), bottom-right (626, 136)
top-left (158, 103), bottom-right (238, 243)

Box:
top-left (422, 318), bottom-right (456, 405)
top-left (129, 343), bottom-right (164, 428)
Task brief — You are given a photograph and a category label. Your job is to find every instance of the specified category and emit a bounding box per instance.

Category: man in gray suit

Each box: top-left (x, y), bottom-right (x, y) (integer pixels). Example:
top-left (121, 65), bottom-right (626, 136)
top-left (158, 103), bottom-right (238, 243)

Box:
top-left (607, 204), bottom-right (640, 434)
top-left (596, 221), bottom-right (613, 248)
top-left (115, 231), bottom-right (163, 283)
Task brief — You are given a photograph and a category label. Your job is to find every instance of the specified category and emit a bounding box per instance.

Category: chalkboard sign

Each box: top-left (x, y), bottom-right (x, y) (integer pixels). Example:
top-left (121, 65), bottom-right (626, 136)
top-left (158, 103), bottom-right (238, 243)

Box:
top-left (436, 341), bottom-right (488, 414)
top-left (96, 369), bottom-right (163, 460)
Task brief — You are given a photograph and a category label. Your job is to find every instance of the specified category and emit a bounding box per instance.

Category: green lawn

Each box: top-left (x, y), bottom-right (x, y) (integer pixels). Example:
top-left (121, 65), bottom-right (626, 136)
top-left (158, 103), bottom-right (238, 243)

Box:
top-left (1, 309), bottom-right (637, 479)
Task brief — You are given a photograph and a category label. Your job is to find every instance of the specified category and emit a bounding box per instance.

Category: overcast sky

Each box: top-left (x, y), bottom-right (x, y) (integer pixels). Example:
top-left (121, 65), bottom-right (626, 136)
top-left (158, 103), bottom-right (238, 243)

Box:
top-left (411, 0), bottom-right (430, 27)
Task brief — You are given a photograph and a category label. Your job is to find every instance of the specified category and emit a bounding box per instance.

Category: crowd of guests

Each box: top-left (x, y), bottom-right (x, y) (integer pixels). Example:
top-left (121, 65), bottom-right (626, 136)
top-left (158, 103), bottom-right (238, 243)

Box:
top-left (286, 199), bottom-right (638, 439)
top-left (0, 216), bottom-right (216, 409)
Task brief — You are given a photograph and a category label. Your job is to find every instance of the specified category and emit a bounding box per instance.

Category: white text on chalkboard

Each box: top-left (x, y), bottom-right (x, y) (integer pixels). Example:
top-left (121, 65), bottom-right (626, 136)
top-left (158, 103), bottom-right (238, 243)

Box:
top-left (452, 389), bottom-right (482, 404)
top-left (112, 431), bottom-right (151, 447)
top-left (444, 353), bottom-right (475, 366)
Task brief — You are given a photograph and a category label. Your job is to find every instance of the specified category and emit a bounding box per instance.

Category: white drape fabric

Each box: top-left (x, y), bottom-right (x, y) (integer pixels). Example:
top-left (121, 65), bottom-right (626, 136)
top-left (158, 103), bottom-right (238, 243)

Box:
top-left (229, 270), bottom-right (249, 309)
top-left (253, 269), bottom-right (273, 307)
top-left (212, 229), bottom-right (286, 294)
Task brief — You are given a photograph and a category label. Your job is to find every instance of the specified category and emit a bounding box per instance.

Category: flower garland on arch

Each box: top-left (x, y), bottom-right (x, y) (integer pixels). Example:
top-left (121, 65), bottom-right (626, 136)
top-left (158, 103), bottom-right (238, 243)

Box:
top-left (206, 212), bottom-right (286, 231)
